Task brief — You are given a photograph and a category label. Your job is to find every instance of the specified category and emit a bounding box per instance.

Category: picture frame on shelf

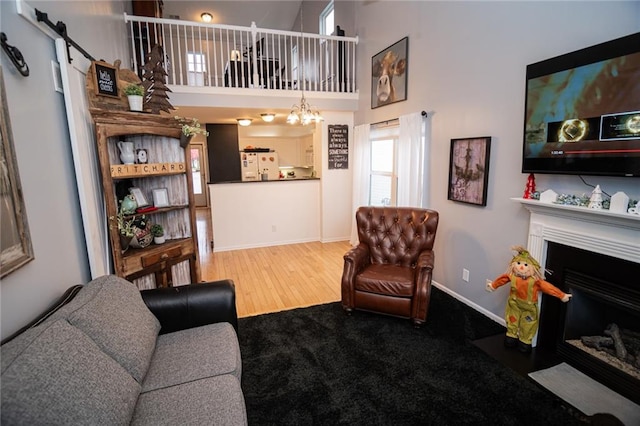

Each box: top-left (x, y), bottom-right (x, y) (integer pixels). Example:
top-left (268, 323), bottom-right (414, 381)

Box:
top-left (129, 187), bottom-right (150, 207)
top-left (152, 188), bottom-right (169, 208)
top-left (91, 61), bottom-right (119, 98)
top-left (136, 148), bottom-right (148, 164)
top-left (371, 37), bottom-right (408, 109)
top-left (447, 136), bottom-right (491, 207)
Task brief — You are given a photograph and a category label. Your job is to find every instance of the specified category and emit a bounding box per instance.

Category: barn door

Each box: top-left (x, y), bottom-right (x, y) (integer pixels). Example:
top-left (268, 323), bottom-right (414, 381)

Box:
top-left (55, 38), bottom-right (111, 277)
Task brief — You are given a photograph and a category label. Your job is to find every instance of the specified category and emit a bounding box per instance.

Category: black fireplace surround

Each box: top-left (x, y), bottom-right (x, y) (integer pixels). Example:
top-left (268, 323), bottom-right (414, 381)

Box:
top-left (538, 242), bottom-right (640, 405)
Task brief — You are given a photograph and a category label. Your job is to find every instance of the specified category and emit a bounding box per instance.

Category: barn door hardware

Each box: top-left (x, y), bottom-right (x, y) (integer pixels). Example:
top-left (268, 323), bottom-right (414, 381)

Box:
top-left (1, 33), bottom-right (29, 77)
top-left (34, 9), bottom-right (95, 64)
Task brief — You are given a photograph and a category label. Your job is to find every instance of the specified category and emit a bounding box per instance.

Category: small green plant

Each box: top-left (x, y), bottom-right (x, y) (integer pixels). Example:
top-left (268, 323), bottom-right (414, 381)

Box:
top-left (150, 223), bottom-right (164, 237)
top-left (174, 115), bottom-right (209, 137)
top-left (124, 83), bottom-right (144, 97)
top-left (109, 212), bottom-right (135, 237)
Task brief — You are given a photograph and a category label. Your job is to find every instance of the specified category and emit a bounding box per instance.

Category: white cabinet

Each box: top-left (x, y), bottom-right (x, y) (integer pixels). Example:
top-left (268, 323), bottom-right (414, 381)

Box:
top-left (239, 136), bottom-right (311, 167)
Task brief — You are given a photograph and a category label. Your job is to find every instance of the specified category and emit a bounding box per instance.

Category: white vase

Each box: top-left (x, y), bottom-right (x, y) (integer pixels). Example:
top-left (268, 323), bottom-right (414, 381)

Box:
top-left (117, 141), bottom-right (135, 165)
top-left (154, 235), bottom-right (165, 244)
top-left (127, 95), bottom-right (143, 112)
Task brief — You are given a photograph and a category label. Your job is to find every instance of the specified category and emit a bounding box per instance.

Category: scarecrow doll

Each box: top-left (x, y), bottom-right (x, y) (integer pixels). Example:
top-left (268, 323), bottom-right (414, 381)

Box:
top-left (486, 246), bottom-right (571, 353)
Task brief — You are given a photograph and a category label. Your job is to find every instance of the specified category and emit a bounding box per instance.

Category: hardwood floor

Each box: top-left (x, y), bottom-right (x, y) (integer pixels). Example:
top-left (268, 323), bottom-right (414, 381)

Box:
top-left (196, 208), bottom-right (351, 318)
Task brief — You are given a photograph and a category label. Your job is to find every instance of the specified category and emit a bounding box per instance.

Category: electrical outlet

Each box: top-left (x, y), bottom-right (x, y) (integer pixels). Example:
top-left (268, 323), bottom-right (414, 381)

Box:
top-left (462, 268), bottom-right (470, 282)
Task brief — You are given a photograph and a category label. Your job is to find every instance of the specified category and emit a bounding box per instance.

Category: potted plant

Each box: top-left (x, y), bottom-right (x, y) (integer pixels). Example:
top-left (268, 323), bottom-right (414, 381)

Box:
top-left (174, 116), bottom-right (209, 147)
top-left (151, 223), bottom-right (165, 244)
top-left (109, 211), bottom-right (135, 251)
top-left (124, 83), bottom-right (145, 112)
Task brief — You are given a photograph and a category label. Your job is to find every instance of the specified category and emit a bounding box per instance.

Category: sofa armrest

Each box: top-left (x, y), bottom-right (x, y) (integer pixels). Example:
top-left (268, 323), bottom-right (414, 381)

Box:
top-left (140, 280), bottom-right (238, 335)
top-left (341, 244), bottom-right (370, 310)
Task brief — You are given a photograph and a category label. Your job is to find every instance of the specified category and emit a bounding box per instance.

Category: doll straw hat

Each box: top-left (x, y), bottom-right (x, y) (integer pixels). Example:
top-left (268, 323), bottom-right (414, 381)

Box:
top-left (510, 246), bottom-right (540, 269)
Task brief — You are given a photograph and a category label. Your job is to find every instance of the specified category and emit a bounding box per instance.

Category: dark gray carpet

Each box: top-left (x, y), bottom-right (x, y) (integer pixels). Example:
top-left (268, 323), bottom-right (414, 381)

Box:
top-left (237, 287), bottom-right (583, 425)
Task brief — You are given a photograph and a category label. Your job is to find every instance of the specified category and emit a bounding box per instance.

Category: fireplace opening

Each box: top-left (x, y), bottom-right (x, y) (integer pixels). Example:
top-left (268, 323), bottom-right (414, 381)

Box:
top-left (563, 271), bottom-right (640, 378)
top-left (538, 242), bottom-right (640, 405)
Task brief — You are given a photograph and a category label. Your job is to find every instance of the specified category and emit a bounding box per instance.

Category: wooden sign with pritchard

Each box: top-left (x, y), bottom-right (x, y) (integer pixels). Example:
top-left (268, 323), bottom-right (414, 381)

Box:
top-left (328, 125), bottom-right (349, 169)
top-left (92, 61), bottom-right (119, 98)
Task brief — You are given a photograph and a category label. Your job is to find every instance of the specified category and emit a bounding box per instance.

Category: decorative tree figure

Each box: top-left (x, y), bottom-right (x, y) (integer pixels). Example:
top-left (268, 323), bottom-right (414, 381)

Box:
top-left (588, 184), bottom-right (604, 209)
top-left (523, 173), bottom-right (536, 199)
top-left (141, 44), bottom-right (174, 114)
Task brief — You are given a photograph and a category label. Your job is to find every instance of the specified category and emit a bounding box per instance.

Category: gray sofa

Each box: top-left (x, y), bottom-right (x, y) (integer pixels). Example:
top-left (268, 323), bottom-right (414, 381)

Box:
top-left (1, 275), bottom-right (247, 425)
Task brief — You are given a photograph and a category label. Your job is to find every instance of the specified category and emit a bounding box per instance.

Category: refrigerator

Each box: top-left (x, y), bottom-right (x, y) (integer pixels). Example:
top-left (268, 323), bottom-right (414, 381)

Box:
top-left (240, 151), bottom-right (280, 181)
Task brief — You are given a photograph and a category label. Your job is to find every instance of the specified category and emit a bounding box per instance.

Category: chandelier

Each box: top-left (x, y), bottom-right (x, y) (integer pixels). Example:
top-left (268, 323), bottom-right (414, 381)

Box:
top-left (287, 93), bottom-right (322, 125)
top-left (287, 5), bottom-right (323, 125)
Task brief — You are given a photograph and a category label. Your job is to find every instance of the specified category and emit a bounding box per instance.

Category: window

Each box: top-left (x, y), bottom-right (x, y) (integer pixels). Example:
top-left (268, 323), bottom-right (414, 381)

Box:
top-left (319, 1), bottom-right (335, 36)
top-left (369, 123), bottom-right (399, 206)
top-left (187, 52), bottom-right (206, 86)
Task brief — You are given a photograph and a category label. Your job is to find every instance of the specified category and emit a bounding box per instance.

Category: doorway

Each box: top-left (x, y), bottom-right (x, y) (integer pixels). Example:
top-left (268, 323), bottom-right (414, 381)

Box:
top-left (190, 142), bottom-right (208, 207)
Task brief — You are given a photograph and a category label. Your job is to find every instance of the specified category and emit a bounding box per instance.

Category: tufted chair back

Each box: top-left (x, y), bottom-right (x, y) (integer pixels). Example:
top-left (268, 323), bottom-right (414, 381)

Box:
top-left (355, 207), bottom-right (438, 268)
top-left (342, 206), bottom-right (439, 326)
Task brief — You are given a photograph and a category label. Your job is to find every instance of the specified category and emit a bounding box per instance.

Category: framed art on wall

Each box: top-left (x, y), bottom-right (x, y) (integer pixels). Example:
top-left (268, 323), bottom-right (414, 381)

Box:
top-left (371, 37), bottom-right (408, 109)
top-left (447, 136), bottom-right (491, 206)
top-left (0, 67), bottom-right (34, 277)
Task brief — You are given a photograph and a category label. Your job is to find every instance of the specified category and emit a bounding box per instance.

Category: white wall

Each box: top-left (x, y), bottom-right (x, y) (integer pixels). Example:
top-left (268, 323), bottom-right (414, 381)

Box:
top-left (0, 0), bottom-right (131, 340)
top-left (353, 1), bottom-right (640, 320)
top-left (319, 111), bottom-right (353, 242)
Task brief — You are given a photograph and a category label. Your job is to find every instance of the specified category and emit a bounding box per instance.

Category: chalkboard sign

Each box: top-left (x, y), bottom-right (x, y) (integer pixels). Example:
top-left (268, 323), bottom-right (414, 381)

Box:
top-left (92, 61), bottom-right (119, 98)
top-left (328, 125), bottom-right (349, 169)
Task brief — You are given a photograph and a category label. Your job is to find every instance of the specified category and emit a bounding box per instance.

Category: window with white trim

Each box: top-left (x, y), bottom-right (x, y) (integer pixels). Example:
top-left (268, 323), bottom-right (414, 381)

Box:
top-left (187, 52), bottom-right (206, 86)
top-left (319, 1), bottom-right (335, 36)
top-left (369, 123), bottom-right (399, 206)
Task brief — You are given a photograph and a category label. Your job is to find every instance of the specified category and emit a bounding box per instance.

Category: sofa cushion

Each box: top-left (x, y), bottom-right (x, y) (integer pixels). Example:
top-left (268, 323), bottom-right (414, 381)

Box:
top-left (141, 322), bottom-right (241, 393)
top-left (132, 374), bottom-right (247, 426)
top-left (1, 319), bottom-right (140, 425)
top-left (67, 275), bottom-right (160, 383)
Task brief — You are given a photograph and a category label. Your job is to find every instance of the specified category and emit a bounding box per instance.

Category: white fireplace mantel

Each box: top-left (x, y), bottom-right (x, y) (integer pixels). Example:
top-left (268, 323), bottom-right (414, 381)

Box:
top-left (512, 198), bottom-right (640, 266)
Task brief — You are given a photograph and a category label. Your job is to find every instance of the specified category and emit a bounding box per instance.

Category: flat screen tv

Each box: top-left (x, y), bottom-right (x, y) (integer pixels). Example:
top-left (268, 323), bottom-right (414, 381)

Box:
top-left (522, 32), bottom-right (640, 177)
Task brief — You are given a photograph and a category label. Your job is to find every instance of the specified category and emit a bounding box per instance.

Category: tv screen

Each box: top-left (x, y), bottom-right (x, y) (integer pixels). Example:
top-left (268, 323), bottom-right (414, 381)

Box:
top-left (522, 32), bottom-right (640, 177)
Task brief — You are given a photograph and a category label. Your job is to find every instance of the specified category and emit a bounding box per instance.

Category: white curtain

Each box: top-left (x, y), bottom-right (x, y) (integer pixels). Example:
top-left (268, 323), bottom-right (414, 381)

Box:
top-left (349, 124), bottom-right (371, 245)
top-left (397, 112), bottom-right (428, 207)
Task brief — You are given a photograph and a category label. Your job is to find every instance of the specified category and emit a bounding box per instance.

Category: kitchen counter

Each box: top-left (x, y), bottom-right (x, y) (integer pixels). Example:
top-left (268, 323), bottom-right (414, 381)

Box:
top-left (209, 179), bottom-right (321, 251)
top-left (210, 177), bottom-right (320, 184)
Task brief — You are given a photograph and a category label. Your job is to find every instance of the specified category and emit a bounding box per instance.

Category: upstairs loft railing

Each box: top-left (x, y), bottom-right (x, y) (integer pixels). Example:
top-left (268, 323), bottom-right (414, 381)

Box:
top-left (124, 14), bottom-right (358, 94)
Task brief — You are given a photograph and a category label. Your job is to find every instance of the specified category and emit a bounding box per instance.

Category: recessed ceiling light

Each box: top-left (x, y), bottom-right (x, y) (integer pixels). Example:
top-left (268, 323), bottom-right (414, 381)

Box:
top-left (201, 13), bottom-right (213, 23)
top-left (261, 113), bottom-right (275, 123)
top-left (237, 118), bottom-right (252, 126)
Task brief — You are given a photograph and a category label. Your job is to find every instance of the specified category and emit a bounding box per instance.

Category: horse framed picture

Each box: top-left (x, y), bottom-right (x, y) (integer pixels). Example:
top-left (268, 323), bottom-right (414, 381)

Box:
top-left (371, 37), bottom-right (408, 109)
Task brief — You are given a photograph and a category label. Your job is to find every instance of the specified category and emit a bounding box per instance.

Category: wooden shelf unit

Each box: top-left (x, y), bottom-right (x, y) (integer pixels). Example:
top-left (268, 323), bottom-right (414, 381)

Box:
top-left (91, 109), bottom-right (200, 288)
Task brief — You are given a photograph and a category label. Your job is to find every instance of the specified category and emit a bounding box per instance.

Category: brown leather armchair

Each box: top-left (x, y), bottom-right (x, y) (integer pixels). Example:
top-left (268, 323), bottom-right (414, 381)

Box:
top-left (341, 207), bottom-right (439, 326)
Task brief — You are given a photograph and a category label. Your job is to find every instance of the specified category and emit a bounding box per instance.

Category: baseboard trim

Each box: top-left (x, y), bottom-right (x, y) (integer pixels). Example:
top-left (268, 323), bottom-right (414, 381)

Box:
top-left (432, 280), bottom-right (505, 327)
top-left (213, 238), bottom-right (319, 252)
top-left (320, 236), bottom-right (351, 243)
